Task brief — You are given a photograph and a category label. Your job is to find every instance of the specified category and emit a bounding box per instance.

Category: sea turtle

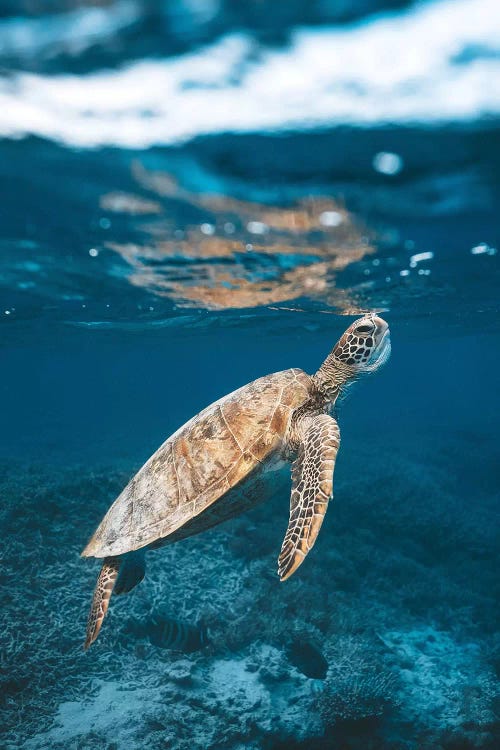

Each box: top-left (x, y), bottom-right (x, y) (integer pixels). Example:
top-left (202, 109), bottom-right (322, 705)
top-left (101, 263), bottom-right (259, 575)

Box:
top-left (82, 314), bottom-right (391, 648)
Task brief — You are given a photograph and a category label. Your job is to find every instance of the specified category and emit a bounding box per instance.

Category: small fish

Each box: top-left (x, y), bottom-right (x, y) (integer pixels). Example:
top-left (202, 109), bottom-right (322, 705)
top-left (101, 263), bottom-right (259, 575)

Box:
top-left (286, 638), bottom-right (328, 679)
top-left (147, 613), bottom-right (208, 652)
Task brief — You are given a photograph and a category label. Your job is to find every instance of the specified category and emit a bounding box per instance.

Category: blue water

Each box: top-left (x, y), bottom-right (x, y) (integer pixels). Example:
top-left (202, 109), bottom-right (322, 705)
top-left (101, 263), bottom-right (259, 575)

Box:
top-left (1, 2), bottom-right (499, 749)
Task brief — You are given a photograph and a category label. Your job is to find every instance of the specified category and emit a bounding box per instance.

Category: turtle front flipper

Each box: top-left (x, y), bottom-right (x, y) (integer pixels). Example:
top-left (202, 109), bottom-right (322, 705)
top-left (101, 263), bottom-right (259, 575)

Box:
top-left (84, 557), bottom-right (121, 649)
top-left (278, 414), bottom-right (340, 581)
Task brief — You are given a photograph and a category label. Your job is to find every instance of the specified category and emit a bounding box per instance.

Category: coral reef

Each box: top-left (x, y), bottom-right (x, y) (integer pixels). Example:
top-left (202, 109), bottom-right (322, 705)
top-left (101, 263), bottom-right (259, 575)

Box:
top-left (315, 636), bottom-right (398, 725)
top-left (0, 431), bottom-right (499, 749)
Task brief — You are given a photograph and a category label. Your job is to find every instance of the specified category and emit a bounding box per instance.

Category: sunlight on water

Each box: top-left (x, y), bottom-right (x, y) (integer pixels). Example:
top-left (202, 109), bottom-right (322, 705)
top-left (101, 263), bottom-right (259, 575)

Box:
top-left (1, 0), bottom-right (500, 146)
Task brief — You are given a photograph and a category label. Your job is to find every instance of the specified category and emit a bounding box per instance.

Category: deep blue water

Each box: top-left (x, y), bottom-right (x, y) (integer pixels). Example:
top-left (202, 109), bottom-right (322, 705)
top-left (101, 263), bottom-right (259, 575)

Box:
top-left (1, 2), bottom-right (499, 749)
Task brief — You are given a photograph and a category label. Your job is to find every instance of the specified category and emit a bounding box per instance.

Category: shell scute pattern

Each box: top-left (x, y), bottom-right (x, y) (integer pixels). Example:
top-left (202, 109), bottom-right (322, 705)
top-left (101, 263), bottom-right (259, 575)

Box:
top-left (83, 369), bottom-right (313, 558)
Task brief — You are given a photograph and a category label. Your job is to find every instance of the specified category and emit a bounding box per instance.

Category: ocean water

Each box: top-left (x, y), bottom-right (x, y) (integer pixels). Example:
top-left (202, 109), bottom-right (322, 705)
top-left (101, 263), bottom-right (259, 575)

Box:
top-left (1, 1), bottom-right (499, 748)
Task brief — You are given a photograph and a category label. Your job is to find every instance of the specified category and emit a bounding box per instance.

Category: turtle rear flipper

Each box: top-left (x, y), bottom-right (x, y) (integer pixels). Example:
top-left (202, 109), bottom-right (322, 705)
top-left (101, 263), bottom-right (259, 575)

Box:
top-left (84, 557), bottom-right (120, 650)
top-left (114, 550), bottom-right (146, 595)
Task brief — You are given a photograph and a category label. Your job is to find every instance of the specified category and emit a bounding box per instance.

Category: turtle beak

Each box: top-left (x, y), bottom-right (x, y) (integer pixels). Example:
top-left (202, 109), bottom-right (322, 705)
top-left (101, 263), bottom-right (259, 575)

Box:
top-left (372, 315), bottom-right (389, 336)
top-left (372, 316), bottom-right (391, 363)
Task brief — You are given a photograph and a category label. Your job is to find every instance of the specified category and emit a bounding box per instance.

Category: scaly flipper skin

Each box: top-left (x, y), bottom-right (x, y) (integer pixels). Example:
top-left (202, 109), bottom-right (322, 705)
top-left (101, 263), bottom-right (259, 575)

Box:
top-left (84, 557), bottom-right (120, 649)
top-left (278, 414), bottom-right (340, 581)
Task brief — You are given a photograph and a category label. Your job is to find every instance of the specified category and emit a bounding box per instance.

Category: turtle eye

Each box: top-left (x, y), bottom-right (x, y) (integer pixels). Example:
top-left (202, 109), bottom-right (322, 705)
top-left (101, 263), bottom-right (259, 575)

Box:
top-left (355, 324), bottom-right (373, 334)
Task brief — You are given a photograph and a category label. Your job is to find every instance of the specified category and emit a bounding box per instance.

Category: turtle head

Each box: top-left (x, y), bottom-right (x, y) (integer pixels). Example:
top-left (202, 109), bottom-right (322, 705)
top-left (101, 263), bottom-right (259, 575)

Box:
top-left (315, 314), bottom-right (390, 400)
top-left (332, 314), bottom-right (391, 374)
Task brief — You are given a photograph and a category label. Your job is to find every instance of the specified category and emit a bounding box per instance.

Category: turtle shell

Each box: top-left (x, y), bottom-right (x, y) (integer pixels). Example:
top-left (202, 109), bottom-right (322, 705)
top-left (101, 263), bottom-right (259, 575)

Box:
top-left (82, 368), bottom-right (312, 558)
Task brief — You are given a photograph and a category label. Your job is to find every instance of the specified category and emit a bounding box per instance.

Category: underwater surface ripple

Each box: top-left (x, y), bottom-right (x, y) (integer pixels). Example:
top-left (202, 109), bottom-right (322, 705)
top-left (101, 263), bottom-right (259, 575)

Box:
top-left (0, 1), bottom-right (499, 749)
